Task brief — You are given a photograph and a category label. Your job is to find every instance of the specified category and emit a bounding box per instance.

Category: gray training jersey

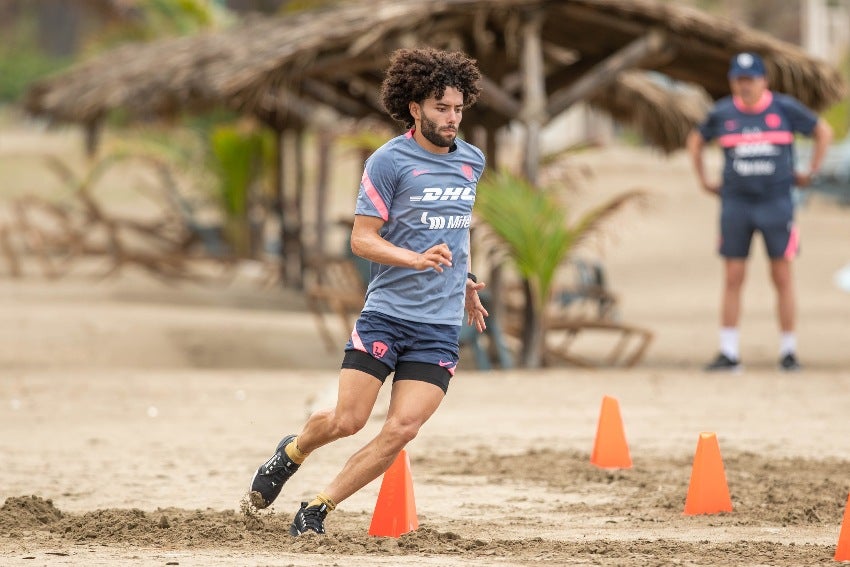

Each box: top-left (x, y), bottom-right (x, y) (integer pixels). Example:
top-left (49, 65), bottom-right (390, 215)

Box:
top-left (355, 129), bottom-right (486, 326)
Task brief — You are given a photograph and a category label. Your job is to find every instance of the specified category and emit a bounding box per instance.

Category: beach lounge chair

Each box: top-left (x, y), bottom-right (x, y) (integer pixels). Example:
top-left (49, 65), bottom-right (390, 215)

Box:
top-left (503, 259), bottom-right (653, 368)
top-left (546, 259), bottom-right (653, 367)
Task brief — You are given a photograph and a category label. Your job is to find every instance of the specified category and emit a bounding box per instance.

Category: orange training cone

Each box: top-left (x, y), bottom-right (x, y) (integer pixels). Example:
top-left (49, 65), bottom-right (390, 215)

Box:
top-left (368, 449), bottom-right (419, 538)
top-left (590, 395), bottom-right (632, 469)
top-left (835, 492), bottom-right (850, 561)
top-left (683, 432), bottom-right (733, 515)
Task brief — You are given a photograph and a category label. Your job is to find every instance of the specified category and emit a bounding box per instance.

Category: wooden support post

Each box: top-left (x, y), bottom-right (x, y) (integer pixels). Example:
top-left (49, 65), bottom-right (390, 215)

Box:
top-left (275, 127), bottom-right (289, 286)
top-left (546, 29), bottom-right (668, 118)
top-left (479, 74), bottom-right (521, 120)
top-left (485, 126), bottom-right (498, 172)
top-left (292, 128), bottom-right (306, 289)
top-left (314, 129), bottom-right (333, 275)
top-left (520, 9), bottom-right (546, 185)
top-left (84, 119), bottom-right (102, 159)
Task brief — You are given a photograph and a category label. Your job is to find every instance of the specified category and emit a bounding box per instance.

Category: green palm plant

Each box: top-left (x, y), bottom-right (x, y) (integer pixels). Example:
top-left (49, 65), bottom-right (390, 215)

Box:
top-left (208, 123), bottom-right (273, 257)
top-left (475, 168), bottom-right (645, 368)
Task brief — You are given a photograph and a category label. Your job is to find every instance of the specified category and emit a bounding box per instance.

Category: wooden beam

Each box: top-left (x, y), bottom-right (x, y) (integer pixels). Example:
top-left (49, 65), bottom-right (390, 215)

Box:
top-left (478, 74), bottom-right (521, 119)
top-left (258, 86), bottom-right (317, 124)
top-left (546, 29), bottom-right (668, 117)
top-left (555, 4), bottom-right (646, 37)
top-left (302, 78), bottom-right (373, 117)
top-left (345, 76), bottom-right (384, 114)
top-left (305, 52), bottom-right (387, 78)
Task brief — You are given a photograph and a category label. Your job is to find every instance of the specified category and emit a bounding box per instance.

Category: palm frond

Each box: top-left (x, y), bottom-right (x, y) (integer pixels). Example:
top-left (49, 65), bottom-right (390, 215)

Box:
top-left (569, 190), bottom-right (649, 249)
top-left (476, 169), bottom-right (646, 309)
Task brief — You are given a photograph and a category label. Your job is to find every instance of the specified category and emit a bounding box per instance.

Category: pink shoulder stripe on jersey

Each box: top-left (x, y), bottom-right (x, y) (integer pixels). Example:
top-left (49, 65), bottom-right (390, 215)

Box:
top-left (350, 327), bottom-right (367, 352)
top-left (405, 128), bottom-right (414, 139)
top-left (361, 170), bottom-right (389, 221)
top-left (784, 225), bottom-right (800, 260)
top-left (718, 131), bottom-right (794, 148)
top-left (732, 90), bottom-right (773, 114)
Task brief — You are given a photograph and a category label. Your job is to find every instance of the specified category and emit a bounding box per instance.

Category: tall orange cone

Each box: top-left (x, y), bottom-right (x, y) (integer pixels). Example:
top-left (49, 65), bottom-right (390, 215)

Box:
top-left (683, 432), bottom-right (733, 515)
top-left (368, 449), bottom-right (419, 538)
top-left (590, 395), bottom-right (632, 469)
top-left (835, 492), bottom-right (850, 561)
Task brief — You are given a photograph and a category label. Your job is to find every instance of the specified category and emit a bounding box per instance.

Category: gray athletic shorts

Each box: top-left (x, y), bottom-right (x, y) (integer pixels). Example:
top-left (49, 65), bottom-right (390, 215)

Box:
top-left (719, 197), bottom-right (799, 259)
top-left (341, 310), bottom-right (460, 393)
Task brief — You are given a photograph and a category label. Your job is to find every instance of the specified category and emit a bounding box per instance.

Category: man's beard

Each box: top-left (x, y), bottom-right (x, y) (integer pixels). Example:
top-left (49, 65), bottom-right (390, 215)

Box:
top-left (420, 112), bottom-right (456, 148)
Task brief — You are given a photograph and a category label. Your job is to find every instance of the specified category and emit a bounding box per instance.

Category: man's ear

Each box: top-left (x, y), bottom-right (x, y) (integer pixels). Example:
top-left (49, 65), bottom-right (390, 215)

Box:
top-left (409, 101), bottom-right (420, 121)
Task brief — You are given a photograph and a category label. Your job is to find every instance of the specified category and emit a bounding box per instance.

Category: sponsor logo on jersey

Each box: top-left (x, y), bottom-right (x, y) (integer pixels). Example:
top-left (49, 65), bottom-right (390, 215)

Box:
top-left (734, 142), bottom-right (780, 158)
top-left (732, 159), bottom-right (776, 176)
top-left (410, 187), bottom-right (475, 202)
top-left (420, 212), bottom-right (472, 230)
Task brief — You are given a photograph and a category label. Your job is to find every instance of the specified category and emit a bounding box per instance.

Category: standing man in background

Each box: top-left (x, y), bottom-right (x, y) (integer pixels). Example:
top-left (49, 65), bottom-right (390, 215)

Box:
top-left (687, 52), bottom-right (832, 372)
top-left (248, 47), bottom-right (488, 535)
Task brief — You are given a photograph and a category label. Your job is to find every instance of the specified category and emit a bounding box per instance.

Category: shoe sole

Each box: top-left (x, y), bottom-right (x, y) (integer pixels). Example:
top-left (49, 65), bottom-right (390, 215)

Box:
top-left (248, 475), bottom-right (268, 509)
top-left (248, 434), bottom-right (298, 509)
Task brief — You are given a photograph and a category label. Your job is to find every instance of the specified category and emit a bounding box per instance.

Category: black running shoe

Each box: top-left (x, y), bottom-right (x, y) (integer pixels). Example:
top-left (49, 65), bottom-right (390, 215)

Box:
top-left (249, 434), bottom-right (300, 509)
top-left (703, 352), bottom-right (742, 372)
top-left (289, 501), bottom-right (328, 536)
top-left (779, 352), bottom-right (801, 372)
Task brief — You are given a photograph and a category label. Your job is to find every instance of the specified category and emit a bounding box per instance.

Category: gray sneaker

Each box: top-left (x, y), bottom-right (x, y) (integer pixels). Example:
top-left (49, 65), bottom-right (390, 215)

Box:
top-left (249, 435), bottom-right (300, 509)
top-left (779, 353), bottom-right (801, 372)
top-left (289, 501), bottom-right (328, 536)
top-left (703, 353), bottom-right (742, 372)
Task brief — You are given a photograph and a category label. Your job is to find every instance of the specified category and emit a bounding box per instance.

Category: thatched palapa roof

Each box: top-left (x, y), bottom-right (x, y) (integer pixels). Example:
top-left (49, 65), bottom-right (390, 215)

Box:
top-left (24, 0), bottom-right (846, 154)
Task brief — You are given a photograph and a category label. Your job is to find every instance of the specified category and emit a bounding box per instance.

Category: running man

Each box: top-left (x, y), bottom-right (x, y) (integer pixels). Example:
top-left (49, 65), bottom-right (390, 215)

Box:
top-left (249, 48), bottom-right (488, 535)
top-left (687, 52), bottom-right (832, 372)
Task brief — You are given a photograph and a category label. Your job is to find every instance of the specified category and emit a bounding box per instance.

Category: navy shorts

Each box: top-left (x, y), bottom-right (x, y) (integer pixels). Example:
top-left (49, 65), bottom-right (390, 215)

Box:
top-left (342, 310), bottom-right (460, 393)
top-left (719, 197), bottom-right (799, 259)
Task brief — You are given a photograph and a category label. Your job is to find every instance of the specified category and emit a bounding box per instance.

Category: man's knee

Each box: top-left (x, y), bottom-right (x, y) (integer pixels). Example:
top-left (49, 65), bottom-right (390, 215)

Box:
top-left (724, 260), bottom-right (746, 289)
top-left (329, 410), bottom-right (369, 438)
top-left (770, 262), bottom-right (793, 288)
top-left (382, 416), bottom-right (422, 446)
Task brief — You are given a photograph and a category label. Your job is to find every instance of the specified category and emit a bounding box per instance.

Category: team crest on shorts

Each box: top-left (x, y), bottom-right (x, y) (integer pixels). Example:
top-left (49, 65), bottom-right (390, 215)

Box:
top-left (372, 341), bottom-right (388, 359)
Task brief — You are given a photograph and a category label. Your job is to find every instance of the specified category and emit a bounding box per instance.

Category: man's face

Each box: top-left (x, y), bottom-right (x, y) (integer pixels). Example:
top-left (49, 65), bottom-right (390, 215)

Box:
top-left (411, 87), bottom-right (464, 150)
top-left (730, 75), bottom-right (767, 106)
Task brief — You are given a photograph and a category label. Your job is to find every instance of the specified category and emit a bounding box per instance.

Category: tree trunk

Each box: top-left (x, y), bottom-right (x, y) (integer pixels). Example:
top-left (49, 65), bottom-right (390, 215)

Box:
top-left (520, 278), bottom-right (545, 368)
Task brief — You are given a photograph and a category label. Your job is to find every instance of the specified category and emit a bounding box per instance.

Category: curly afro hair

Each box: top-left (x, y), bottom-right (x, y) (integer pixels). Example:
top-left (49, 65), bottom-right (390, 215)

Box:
top-left (380, 47), bottom-right (481, 129)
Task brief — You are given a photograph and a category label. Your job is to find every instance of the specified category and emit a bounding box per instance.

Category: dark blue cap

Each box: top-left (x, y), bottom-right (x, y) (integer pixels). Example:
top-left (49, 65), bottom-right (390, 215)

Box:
top-left (728, 52), bottom-right (765, 78)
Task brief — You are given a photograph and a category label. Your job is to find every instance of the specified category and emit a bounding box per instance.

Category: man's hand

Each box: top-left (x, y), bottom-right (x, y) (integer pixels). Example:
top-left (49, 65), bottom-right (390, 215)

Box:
top-left (465, 279), bottom-right (488, 333)
top-left (700, 179), bottom-right (721, 196)
top-left (413, 243), bottom-right (453, 273)
top-left (794, 171), bottom-right (815, 188)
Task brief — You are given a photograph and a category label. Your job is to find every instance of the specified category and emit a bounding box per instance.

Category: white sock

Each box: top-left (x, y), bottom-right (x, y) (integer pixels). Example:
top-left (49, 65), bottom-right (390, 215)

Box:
top-left (780, 332), bottom-right (797, 357)
top-left (719, 327), bottom-right (739, 360)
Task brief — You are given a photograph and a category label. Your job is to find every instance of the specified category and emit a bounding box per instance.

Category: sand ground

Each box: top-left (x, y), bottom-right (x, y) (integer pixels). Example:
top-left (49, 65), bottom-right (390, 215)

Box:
top-left (2, 133), bottom-right (850, 566)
